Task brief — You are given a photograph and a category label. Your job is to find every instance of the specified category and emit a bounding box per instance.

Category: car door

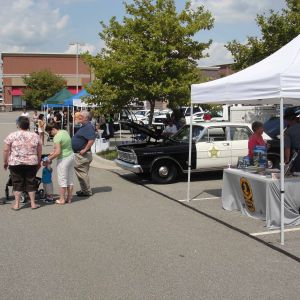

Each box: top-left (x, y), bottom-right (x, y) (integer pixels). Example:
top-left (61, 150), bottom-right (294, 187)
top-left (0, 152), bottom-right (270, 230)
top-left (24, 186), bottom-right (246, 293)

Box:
top-left (196, 125), bottom-right (231, 169)
top-left (229, 125), bottom-right (252, 166)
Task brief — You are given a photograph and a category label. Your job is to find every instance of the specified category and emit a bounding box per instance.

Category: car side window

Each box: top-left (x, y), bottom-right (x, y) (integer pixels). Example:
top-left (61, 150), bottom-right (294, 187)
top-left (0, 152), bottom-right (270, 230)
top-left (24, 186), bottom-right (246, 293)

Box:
top-left (201, 127), bottom-right (226, 142)
top-left (230, 127), bottom-right (252, 141)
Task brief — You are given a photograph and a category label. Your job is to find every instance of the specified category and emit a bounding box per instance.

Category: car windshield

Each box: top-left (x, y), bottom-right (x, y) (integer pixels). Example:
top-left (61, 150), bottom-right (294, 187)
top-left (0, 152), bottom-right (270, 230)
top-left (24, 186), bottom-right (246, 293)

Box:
top-left (172, 125), bottom-right (205, 142)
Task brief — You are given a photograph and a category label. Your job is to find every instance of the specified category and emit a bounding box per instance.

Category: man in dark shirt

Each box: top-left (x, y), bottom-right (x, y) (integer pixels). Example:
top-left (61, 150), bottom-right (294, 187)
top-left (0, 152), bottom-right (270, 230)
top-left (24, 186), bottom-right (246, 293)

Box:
top-left (284, 111), bottom-right (300, 172)
top-left (72, 111), bottom-right (96, 196)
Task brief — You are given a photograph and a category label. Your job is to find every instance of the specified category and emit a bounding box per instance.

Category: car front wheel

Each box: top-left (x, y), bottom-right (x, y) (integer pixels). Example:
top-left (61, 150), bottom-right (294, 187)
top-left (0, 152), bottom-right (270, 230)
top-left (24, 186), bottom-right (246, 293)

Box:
top-left (151, 160), bottom-right (177, 184)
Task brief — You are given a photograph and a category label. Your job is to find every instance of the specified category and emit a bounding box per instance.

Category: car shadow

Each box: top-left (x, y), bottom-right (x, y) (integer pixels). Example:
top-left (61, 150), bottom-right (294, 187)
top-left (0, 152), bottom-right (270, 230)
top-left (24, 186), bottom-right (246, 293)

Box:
top-left (111, 170), bottom-right (224, 185)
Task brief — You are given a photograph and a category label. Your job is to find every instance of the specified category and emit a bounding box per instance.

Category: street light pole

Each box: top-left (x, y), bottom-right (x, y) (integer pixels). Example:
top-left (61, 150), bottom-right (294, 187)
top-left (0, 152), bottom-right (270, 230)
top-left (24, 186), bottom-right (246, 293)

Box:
top-left (76, 43), bottom-right (79, 93)
top-left (69, 42), bottom-right (85, 94)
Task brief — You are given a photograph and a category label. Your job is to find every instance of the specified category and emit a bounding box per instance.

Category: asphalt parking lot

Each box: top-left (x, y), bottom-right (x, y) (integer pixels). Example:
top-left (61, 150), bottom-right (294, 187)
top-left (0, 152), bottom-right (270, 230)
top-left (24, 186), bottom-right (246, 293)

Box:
top-left (110, 167), bottom-right (300, 259)
top-left (1, 111), bottom-right (300, 299)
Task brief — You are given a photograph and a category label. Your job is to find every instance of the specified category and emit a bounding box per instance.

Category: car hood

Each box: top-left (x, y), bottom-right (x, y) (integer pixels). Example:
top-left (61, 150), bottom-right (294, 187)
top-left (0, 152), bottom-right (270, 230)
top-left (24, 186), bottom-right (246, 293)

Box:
top-left (120, 121), bottom-right (170, 141)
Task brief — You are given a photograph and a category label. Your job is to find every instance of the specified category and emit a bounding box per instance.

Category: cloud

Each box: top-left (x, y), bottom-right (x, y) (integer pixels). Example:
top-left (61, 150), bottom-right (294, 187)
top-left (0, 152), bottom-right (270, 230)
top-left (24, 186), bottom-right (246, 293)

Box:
top-left (0, 0), bottom-right (69, 51)
top-left (198, 42), bottom-right (233, 66)
top-left (191, 0), bottom-right (286, 23)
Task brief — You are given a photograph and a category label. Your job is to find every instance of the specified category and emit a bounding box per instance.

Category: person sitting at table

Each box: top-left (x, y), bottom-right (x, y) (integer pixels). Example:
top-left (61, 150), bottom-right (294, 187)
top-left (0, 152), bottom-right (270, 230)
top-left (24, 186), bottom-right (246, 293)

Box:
top-left (248, 121), bottom-right (266, 160)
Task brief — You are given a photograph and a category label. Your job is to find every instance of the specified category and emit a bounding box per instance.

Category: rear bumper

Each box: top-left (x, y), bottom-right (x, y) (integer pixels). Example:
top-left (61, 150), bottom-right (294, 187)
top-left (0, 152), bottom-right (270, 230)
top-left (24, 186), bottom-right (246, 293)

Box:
top-left (114, 159), bottom-right (143, 174)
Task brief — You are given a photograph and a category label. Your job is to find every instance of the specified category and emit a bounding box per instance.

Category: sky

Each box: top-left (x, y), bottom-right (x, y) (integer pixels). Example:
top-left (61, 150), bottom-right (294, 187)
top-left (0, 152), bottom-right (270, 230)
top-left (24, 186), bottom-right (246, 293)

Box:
top-left (0, 0), bottom-right (287, 69)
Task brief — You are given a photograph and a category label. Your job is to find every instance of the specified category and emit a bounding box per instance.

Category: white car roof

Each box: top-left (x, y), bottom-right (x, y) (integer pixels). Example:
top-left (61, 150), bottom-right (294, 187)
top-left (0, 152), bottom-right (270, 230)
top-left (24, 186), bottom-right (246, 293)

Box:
top-left (192, 121), bottom-right (251, 127)
top-left (191, 122), bottom-right (272, 140)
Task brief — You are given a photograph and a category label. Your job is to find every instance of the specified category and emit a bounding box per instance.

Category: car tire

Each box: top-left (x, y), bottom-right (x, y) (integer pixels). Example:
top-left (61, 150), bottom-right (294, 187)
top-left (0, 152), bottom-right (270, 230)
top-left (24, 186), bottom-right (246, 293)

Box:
top-left (151, 160), bottom-right (177, 184)
top-left (267, 155), bottom-right (280, 169)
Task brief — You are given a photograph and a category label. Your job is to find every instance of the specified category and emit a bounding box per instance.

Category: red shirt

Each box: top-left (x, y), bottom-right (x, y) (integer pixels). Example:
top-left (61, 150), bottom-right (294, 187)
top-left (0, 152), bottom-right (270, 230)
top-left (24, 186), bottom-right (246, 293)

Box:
top-left (248, 134), bottom-right (266, 158)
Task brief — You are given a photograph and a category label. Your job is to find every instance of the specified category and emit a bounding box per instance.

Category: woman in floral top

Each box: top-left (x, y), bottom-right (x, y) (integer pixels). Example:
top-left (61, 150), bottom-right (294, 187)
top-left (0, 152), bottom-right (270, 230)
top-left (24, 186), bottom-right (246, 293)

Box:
top-left (3, 116), bottom-right (42, 210)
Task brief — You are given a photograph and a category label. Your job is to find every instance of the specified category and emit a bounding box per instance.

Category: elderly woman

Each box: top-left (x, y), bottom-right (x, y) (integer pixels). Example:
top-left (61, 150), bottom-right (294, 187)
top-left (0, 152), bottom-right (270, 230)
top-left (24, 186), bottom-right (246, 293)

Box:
top-left (3, 116), bottom-right (42, 210)
top-left (46, 123), bottom-right (74, 204)
top-left (248, 121), bottom-right (266, 159)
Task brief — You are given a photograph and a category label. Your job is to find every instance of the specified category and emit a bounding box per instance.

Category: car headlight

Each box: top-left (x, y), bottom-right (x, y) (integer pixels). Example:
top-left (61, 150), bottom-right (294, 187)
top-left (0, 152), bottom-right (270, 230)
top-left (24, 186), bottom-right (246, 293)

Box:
top-left (117, 149), bottom-right (138, 164)
top-left (132, 151), bottom-right (138, 164)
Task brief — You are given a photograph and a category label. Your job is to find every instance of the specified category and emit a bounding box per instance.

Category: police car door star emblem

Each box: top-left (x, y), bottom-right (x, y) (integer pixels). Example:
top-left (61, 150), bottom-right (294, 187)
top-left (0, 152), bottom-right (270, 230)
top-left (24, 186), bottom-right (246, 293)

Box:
top-left (208, 145), bottom-right (220, 158)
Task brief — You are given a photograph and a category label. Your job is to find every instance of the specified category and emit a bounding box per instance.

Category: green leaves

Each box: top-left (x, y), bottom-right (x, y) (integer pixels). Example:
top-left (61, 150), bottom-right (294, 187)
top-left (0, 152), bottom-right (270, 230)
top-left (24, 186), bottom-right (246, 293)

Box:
top-left (226, 0), bottom-right (300, 70)
top-left (83, 0), bottom-right (213, 118)
top-left (22, 70), bottom-right (65, 109)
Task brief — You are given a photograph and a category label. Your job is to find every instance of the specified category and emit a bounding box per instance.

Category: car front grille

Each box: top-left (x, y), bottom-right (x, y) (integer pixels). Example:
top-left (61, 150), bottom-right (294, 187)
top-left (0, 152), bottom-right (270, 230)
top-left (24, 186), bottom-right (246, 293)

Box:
top-left (154, 118), bottom-right (165, 123)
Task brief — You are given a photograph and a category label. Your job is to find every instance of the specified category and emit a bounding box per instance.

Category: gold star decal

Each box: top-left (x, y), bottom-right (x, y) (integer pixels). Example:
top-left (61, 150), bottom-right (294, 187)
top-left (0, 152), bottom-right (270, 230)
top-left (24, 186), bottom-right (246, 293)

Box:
top-left (208, 146), bottom-right (220, 158)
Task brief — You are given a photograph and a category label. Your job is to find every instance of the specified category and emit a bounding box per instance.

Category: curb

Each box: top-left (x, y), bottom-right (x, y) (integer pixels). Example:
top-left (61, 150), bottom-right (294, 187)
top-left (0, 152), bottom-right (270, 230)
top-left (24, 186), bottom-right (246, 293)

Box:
top-left (91, 153), bottom-right (121, 170)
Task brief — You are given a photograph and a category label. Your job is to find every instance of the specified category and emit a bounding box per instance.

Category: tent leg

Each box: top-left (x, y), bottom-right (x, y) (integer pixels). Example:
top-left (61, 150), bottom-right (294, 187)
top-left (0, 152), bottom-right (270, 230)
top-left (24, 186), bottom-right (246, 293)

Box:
top-left (280, 98), bottom-right (285, 245)
top-left (72, 107), bottom-right (75, 136)
top-left (187, 104), bottom-right (193, 202)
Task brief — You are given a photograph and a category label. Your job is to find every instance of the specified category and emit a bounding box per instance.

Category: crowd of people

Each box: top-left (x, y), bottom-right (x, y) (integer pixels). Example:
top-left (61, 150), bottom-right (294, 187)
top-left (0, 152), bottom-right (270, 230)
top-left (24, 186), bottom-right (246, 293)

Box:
top-left (3, 109), bottom-right (97, 210)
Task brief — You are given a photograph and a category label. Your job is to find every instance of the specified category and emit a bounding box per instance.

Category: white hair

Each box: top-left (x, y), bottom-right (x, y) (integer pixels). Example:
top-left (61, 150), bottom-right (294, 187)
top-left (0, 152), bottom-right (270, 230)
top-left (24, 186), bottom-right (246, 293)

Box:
top-left (80, 110), bottom-right (91, 121)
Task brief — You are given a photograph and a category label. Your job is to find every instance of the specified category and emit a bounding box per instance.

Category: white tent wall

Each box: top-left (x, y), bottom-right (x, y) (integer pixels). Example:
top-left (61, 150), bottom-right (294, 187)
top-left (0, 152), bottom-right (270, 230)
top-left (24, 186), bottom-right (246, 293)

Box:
top-left (189, 34), bottom-right (300, 245)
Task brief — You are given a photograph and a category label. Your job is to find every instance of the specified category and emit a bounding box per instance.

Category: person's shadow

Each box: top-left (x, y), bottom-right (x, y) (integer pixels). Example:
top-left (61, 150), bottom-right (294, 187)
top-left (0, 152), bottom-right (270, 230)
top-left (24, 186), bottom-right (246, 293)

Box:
top-left (72, 186), bottom-right (112, 202)
top-left (92, 186), bottom-right (112, 194)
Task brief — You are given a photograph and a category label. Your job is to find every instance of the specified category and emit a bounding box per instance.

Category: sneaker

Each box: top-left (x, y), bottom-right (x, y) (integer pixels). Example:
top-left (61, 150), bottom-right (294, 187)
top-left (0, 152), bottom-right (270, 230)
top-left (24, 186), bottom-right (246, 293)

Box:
top-left (76, 191), bottom-right (92, 197)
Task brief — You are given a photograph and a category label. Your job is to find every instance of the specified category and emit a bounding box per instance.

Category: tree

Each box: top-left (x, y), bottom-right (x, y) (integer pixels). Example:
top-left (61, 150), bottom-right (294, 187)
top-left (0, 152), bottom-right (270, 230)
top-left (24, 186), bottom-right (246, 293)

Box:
top-left (226, 0), bottom-right (300, 70)
top-left (22, 70), bottom-right (66, 108)
top-left (84, 0), bottom-right (214, 122)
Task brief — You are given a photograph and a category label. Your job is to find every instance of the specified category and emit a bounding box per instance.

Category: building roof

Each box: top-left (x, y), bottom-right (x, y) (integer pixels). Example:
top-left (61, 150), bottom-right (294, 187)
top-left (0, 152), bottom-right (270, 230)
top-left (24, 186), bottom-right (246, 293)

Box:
top-left (1, 52), bottom-right (79, 58)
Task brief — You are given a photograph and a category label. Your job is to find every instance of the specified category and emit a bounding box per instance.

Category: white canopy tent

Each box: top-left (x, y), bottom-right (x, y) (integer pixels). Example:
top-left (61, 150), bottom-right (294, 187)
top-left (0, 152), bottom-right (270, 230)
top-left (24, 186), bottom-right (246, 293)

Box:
top-left (189, 34), bottom-right (300, 245)
top-left (73, 98), bottom-right (98, 108)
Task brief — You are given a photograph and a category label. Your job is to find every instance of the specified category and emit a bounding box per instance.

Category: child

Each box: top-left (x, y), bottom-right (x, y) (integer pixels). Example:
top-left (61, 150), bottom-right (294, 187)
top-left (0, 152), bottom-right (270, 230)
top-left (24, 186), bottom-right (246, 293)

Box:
top-left (42, 157), bottom-right (54, 203)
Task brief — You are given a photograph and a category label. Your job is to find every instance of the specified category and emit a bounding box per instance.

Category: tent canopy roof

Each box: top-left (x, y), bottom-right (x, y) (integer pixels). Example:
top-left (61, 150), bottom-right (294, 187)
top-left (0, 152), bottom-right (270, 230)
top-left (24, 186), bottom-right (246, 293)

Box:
top-left (63, 89), bottom-right (90, 106)
top-left (44, 88), bottom-right (73, 105)
top-left (191, 35), bottom-right (300, 105)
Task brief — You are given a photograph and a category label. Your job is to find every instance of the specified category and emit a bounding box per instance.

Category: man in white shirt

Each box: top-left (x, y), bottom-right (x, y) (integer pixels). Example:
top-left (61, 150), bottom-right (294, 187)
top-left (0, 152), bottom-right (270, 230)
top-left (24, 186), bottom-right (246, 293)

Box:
top-left (21, 108), bottom-right (29, 117)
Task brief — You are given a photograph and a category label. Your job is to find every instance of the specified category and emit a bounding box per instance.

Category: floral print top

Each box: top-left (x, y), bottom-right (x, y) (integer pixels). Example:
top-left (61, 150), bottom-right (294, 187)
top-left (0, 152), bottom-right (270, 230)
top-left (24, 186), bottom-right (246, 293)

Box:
top-left (4, 130), bottom-right (41, 166)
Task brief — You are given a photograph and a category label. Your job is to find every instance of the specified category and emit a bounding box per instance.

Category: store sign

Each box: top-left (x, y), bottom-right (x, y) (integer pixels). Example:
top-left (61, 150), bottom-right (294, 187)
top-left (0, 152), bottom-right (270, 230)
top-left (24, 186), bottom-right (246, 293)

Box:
top-left (240, 177), bottom-right (255, 212)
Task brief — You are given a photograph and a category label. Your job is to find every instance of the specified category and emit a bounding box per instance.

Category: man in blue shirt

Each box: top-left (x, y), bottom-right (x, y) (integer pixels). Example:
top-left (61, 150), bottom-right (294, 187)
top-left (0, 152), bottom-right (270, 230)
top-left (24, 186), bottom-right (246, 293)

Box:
top-left (72, 110), bottom-right (96, 196)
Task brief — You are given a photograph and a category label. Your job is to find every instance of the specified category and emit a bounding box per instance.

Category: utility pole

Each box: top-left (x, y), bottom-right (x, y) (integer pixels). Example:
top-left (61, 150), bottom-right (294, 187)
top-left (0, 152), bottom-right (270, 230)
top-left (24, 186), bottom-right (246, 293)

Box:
top-left (69, 42), bottom-right (85, 93)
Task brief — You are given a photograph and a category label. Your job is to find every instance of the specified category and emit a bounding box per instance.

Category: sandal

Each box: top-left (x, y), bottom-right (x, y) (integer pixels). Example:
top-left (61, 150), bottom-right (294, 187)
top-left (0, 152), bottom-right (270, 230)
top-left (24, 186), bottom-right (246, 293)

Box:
top-left (55, 200), bottom-right (65, 205)
top-left (31, 204), bottom-right (41, 210)
top-left (11, 206), bottom-right (21, 211)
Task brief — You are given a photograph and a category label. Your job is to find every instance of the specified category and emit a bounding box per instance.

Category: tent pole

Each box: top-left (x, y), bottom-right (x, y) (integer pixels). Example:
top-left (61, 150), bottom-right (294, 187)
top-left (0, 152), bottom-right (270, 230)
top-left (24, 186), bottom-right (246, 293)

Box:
top-left (187, 104), bottom-right (193, 202)
top-left (72, 106), bottom-right (75, 136)
top-left (67, 106), bottom-right (70, 134)
top-left (280, 98), bottom-right (285, 245)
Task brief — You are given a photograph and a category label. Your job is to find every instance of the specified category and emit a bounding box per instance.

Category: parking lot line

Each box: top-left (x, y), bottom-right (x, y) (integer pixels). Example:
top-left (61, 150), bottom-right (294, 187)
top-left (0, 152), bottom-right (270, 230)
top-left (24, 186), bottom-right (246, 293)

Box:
top-left (179, 197), bottom-right (220, 202)
top-left (250, 227), bottom-right (300, 236)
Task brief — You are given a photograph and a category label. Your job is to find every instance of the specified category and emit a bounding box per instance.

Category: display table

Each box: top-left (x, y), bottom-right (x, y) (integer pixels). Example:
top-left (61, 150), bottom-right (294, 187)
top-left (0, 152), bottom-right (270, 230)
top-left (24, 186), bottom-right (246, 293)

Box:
top-left (222, 168), bottom-right (300, 228)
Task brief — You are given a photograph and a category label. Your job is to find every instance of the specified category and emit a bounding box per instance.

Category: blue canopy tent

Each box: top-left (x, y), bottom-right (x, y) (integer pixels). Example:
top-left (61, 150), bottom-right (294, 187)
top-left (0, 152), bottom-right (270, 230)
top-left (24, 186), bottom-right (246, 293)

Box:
top-left (42, 88), bottom-right (75, 134)
top-left (63, 89), bottom-right (90, 106)
top-left (42, 88), bottom-right (73, 107)
top-left (62, 89), bottom-right (92, 135)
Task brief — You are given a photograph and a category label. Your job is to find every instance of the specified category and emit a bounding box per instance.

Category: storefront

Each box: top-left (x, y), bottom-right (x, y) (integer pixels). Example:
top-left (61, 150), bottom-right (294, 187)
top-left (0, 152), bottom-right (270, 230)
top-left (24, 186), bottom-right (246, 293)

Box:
top-left (1, 53), bottom-right (92, 111)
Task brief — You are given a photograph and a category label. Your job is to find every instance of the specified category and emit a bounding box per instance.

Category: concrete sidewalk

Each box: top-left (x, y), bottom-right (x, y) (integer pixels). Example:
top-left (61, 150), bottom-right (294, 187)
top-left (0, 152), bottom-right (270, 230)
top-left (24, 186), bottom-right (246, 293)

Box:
top-left (91, 153), bottom-right (121, 170)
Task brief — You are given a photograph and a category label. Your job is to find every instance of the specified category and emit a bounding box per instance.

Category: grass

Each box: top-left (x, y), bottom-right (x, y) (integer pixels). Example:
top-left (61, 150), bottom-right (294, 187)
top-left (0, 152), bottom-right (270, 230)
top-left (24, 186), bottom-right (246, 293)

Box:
top-left (97, 149), bottom-right (118, 161)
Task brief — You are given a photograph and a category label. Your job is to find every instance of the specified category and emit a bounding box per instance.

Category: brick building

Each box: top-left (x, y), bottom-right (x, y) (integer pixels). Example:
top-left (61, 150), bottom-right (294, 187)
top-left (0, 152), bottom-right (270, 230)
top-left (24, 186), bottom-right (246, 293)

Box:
top-left (0, 52), bottom-right (233, 111)
top-left (1, 53), bottom-right (92, 111)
